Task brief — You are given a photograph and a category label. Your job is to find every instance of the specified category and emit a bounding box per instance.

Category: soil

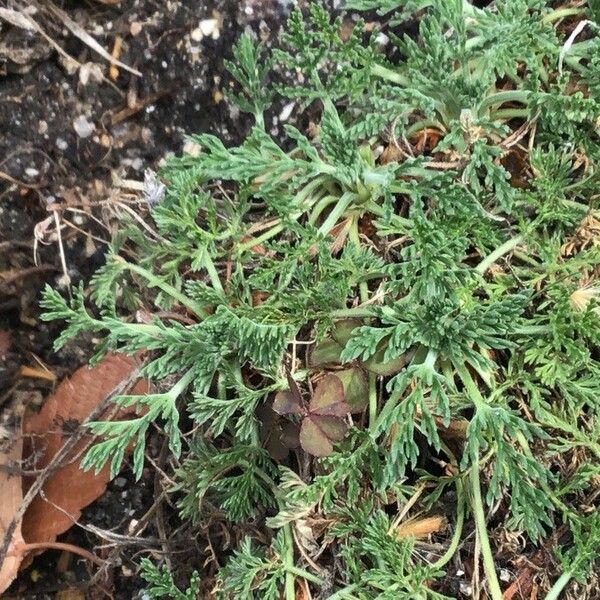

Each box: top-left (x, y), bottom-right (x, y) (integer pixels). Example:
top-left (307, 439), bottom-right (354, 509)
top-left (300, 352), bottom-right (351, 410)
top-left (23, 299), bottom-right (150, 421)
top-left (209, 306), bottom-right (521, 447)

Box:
top-left (0, 0), bottom-right (302, 597)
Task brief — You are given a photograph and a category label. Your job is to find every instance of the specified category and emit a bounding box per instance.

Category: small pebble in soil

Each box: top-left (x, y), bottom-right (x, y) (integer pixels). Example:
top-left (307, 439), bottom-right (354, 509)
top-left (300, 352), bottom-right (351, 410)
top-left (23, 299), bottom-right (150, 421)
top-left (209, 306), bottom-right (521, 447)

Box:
top-left (114, 477), bottom-right (127, 488)
top-left (56, 137), bottom-right (68, 150)
top-left (459, 581), bottom-right (473, 596)
top-left (279, 102), bottom-right (294, 122)
top-left (73, 115), bottom-right (95, 138)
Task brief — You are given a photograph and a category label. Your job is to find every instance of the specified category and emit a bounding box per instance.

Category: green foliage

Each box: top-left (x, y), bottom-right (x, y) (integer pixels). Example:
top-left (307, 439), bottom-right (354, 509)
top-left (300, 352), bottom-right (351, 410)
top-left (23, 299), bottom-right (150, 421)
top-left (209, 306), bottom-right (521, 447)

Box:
top-left (331, 508), bottom-right (450, 599)
top-left (41, 1), bottom-right (600, 598)
top-left (140, 559), bottom-right (201, 600)
top-left (215, 533), bottom-right (289, 599)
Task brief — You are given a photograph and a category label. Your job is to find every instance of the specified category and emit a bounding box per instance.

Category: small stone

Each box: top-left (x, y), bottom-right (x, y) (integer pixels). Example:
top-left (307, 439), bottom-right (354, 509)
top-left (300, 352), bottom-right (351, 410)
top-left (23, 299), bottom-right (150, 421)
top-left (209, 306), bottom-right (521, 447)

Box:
top-left (130, 158), bottom-right (144, 171)
top-left (56, 274), bottom-right (72, 289)
top-left (279, 102), bottom-right (295, 122)
top-left (114, 477), bottom-right (127, 488)
top-left (130, 21), bottom-right (142, 36)
top-left (183, 139), bottom-right (202, 157)
top-left (24, 167), bottom-right (39, 178)
top-left (199, 18), bottom-right (220, 39)
top-left (459, 581), bottom-right (472, 596)
top-left (38, 120), bottom-right (48, 135)
top-left (73, 115), bottom-right (95, 139)
top-left (376, 32), bottom-right (389, 46)
top-left (79, 62), bottom-right (104, 86)
top-left (56, 138), bottom-right (68, 151)
top-left (500, 568), bottom-right (511, 582)
top-left (190, 27), bottom-right (203, 42)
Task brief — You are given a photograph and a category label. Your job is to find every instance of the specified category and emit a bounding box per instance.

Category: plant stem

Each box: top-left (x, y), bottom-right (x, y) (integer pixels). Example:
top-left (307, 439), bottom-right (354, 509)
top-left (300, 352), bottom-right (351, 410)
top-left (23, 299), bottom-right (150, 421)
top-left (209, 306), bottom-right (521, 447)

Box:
top-left (308, 194), bottom-right (340, 225)
top-left (318, 192), bottom-right (355, 236)
top-left (512, 324), bottom-right (550, 336)
top-left (330, 306), bottom-right (378, 319)
top-left (469, 459), bottom-right (504, 600)
top-left (365, 200), bottom-right (411, 231)
top-left (475, 235), bottom-right (523, 274)
top-left (544, 571), bottom-right (573, 600)
top-left (433, 443), bottom-right (466, 570)
top-left (116, 257), bottom-right (208, 317)
top-left (457, 365), bottom-right (502, 599)
top-left (478, 90), bottom-right (531, 114)
top-left (490, 108), bottom-right (530, 120)
top-left (286, 565), bottom-right (325, 585)
top-left (237, 222), bottom-right (285, 253)
top-left (541, 7), bottom-right (585, 24)
top-left (283, 524), bottom-right (297, 600)
top-left (349, 215), bottom-right (379, 427)
top-left (202, 252), bottom-right (224, 294)
top-left (328, 585), bottom-right (362, 600)
top-left (405, 119), bottom-right (446, 138)
top-left (170, 367), bottom-right (196, 397)
top-left (371, 63), bottom-right (411, 87)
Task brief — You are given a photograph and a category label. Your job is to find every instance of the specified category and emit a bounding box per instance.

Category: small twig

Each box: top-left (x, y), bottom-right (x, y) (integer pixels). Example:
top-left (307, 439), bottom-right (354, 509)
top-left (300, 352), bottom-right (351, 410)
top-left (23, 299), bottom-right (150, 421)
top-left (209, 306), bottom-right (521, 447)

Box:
top-left (11, 541), bottom-right (105, 567)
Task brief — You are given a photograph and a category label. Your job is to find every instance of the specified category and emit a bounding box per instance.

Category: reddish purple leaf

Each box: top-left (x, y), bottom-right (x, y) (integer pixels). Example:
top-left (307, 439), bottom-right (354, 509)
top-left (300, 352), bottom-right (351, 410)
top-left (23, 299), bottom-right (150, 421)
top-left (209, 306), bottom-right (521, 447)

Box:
top-left (300, 415), bottom-right (348, 456)
top-left (273, 390), bottom-right (305, 415)
top-left (335, 367), bottom-right (369, 413)
top-left (309, 374), bottom-right (351, 417)
top-left (280, 421), bottom-right (300, 449)
top-left (300, 417), bottom-right (334, 457)
top-left (312, 415), bottom-right (348, 442)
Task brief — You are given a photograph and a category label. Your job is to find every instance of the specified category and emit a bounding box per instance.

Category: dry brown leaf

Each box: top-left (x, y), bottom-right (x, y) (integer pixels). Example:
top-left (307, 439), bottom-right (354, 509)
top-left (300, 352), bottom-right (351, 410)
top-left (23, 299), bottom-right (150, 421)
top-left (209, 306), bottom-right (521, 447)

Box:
top-left (0, 436), bottom-right (24, 594)
top-left (394, 516), bottom-right (446, 540)
top-left (20, 354), bottom-right (148, 560)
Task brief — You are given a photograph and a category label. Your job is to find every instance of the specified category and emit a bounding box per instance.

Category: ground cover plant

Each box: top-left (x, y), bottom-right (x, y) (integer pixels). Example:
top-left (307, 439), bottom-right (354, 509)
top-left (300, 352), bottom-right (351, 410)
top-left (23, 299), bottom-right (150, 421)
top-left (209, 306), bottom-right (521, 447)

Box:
top-left (39, 0), bottom-right (600, 597)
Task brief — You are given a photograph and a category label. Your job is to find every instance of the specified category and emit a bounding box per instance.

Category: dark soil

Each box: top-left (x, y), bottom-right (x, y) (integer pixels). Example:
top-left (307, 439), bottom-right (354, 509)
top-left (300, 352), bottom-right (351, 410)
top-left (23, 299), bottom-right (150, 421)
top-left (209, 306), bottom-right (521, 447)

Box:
top-left (0, 0), bottom-right (299, 597)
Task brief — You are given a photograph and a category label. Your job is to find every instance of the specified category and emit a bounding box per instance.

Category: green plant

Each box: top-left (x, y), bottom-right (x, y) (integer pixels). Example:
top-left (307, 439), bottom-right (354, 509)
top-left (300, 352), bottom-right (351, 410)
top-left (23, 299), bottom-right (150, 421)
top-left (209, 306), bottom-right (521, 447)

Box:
top-left (42, 1), bottom-right (600, 598)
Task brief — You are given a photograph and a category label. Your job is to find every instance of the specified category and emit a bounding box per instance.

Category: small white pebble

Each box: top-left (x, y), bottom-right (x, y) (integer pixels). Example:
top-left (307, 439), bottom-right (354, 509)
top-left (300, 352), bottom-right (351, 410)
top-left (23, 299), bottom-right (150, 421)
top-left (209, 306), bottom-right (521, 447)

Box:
top-left (199, 18), bottom-right (220, 39)
top-left (459, 581), bottom-right (473, 596)
top-left (279, 102), bottom-right (295, 122)
top-left (376, 32), bottom-right (389, 46)
top-left (73, 115), bottom-right (95, 138)
top-left (56, 274), bottom-right (72, 289)
top-left (190, 27), bottom-right (203, 42)
top-left (24, 167), bottom-right (39, 178)
top-left (130, 21), bottom-right (142, 36)
top-left (56, 138), bottom-right (68, 151)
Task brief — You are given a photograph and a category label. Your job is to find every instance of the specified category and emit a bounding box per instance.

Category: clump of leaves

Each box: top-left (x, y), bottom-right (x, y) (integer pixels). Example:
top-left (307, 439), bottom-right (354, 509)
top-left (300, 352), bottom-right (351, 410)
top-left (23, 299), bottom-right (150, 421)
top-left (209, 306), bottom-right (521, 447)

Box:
top-left (42, 1), bottom-right (600, 599)
top-left (273, 372), bottom-right (351, 457)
